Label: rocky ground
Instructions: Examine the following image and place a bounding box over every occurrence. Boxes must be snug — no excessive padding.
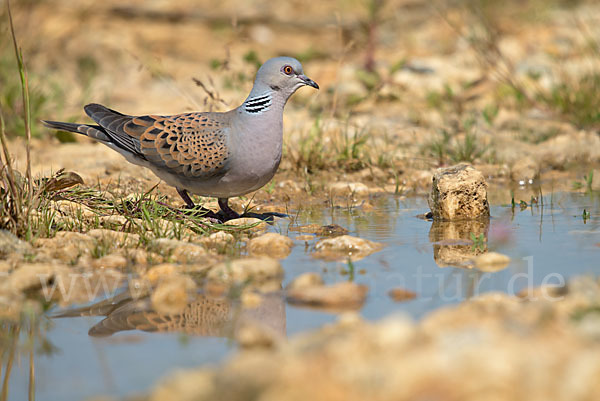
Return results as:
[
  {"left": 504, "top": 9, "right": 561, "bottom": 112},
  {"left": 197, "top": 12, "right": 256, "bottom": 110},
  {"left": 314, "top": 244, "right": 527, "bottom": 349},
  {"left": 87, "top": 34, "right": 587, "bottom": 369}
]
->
[
  {"left": 1, "top": 0, "right": 600, "bottom": 400},
  {"left": 131, "top": 277, "right": 600, "bottom": 401}
]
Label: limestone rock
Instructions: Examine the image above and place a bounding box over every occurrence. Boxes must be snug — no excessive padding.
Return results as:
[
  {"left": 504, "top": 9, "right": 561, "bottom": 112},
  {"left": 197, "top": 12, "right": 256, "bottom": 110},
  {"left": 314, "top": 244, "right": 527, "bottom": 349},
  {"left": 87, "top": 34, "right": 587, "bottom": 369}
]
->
[
  {"left": 199, "top": 231, "right": 235, "bottom": 251},
  {"left": 235, "top": 320, "right": 280, "bottom": 349},
  {"left": 248, "top": 233, "right": 293, "bottom": 259},
  {"left": 151, "top": 238, "right": 207, "bottom": 263},
  {"left": 240, "top": 290, "right": 263, "bottom": 309},
  {"left": 291, "top": 224, "right": 321, "bottom": 234},
  {"left": 99, "top": 214, "right": 130, "bottom": 227},
  {"left": 127, "top": 248, "right": 150, "bottom": 266},
  {"left": 35, "top": 231, "right": 95, "bottom": 263},
  {"left": 0, "top": 260, "right": 11, "bottom": 274},
  {"left": 151, "top": 274, "right": 196, "bottom": 315},
  {"left": 87, "top": 229, "right": 140, "bottom": 248},
  {"left": 473, "top": 252, "right": 511, "bottom": 272},
  {"left": 329, "top": 182, "right": 370, "bottom": 198},
  {"left": 52, "top": 200, "right": 96, "bottom": 219},
  {"left": 287, "top": 272, "right": 324, "bottom": 291},
  {"left": 292, "top": 224, "right": 348, "bottom": 237},
  {"left": 0, "top": 230, "right": 32, "bottom": 259},
  {"left": 286, "top": 281, "right": 368, "bottom": 310},
  {"left": 145, "top": 263, "right": 178, "bottom": 284},
  {"left": 0, "top": 262, "right": 68, "bottom": 294},
  {"left": 91, "top": 253, "right": 127, "bottom": 269},
  {"left": 314, "top": 235, "right": 383, "bottom": 261},
  {"left": 429, "top": 219, "right": 490, "bottom": 268},
  {"left": 388, "top": 288, "right": 417, "bottom": 302},
  {"left": 134, "top": 274, "right": 600, "bottom": 401},
  {"left": 402, "top": 169, "right": 434, "bottom": 193},
  {"left": 277, "top": 180, "right": 303, "bottom": 194},
  {"left": 511, "top": 157, "right": 539, "bottom": 184},
  {"left": 207, "top": 257, "right": 283, "bottom": 285},
  {"left": 295, "top": 235, "right": 314, "bottom": 241},
  {"left": 592, "top": 169, "right": 600, "bottom": 191},
  {"left": 428, "top": 163, "right": 490, "bottom": 220},
  {"left": 224, "top": 218, "right": 267, "bottom": 234},
  {"left": 539, "top": 130, "right": 600, "bottom": 169},
  {"left": 314, "top": 224, "right": 349, "bottom": 237},
  {"left": 149, "top": 369, "right": 216, "bottom": 401}
]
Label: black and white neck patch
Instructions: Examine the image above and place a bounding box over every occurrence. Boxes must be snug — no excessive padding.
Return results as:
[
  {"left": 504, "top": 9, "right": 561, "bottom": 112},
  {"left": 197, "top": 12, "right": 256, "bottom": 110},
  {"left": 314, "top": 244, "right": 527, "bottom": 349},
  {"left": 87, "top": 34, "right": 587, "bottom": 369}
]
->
[{"left": 244, "top": 93, "right": 272, "bottom": 114}]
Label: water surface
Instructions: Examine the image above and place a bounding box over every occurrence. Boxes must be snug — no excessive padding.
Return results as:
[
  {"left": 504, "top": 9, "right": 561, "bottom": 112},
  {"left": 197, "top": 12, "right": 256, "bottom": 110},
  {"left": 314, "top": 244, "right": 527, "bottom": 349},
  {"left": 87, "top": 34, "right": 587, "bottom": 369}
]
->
[{"left": 3, "top": 189, "right": 600, "bottom": 401}]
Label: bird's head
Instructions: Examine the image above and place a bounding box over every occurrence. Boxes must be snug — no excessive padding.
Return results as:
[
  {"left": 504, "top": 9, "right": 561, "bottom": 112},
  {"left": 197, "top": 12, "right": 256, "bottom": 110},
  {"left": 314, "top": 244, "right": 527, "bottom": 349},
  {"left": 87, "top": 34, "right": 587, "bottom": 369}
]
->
[{"left": 252, "top": 56, "right": 319, "bottom": 99}]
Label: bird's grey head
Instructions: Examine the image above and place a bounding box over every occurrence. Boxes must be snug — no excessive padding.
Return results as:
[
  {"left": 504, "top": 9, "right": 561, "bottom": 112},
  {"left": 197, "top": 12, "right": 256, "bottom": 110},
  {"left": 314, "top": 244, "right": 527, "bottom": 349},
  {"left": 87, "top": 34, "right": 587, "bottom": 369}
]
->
[{"left": 249, "top": 57, "right": 319, "bottom": 100}]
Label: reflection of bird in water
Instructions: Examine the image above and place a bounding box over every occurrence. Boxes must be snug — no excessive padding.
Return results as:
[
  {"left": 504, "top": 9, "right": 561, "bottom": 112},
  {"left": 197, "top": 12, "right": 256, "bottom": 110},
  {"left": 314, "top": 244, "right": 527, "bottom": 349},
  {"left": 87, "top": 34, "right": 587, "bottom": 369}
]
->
[{"left": 53, "top": 290, "right": 286, "bottom": 339}]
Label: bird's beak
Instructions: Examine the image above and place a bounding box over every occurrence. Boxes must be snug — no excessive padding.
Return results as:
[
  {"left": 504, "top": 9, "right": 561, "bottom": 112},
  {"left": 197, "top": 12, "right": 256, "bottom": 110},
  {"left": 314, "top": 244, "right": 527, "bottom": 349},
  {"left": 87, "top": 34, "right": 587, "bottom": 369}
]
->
[{"left": 299, "top": 75, "right": 319, "bottom": 90}]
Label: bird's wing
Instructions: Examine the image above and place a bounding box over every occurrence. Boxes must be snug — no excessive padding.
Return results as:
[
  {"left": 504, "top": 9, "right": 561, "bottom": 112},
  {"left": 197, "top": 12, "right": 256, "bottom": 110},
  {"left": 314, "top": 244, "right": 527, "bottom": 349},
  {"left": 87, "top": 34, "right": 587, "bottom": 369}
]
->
[
  {"left": 88, "top": 297, "right": 234, "bottom": 337},
  {"left": 84, "top": 103, "right": 230, "bottom": 178}
]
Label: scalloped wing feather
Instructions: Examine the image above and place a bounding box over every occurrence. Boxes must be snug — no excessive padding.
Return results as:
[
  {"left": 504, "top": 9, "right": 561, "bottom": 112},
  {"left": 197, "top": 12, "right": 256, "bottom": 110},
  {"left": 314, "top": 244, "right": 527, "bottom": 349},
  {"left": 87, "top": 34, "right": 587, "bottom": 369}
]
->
[
  {"left": 135, "top": 113, "right": 230, "bottom": 177},
  {"left": 84, "top": 104, "right": 230, "bottom": 178}
]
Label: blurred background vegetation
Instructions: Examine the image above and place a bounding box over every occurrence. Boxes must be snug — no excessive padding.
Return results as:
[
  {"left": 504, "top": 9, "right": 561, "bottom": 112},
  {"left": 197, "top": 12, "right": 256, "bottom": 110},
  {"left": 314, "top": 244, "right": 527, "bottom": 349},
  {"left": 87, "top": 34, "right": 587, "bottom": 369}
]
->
[{"left": 1, "top": 0, "right": 599, "bottom": 168}]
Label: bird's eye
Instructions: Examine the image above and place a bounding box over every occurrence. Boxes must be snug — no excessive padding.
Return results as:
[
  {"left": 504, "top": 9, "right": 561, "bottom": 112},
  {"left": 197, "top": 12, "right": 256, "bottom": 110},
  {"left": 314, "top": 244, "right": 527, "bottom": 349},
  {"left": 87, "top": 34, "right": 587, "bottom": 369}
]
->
[{"left": 283, "top": 65, "right": 294, "bottom": 75}]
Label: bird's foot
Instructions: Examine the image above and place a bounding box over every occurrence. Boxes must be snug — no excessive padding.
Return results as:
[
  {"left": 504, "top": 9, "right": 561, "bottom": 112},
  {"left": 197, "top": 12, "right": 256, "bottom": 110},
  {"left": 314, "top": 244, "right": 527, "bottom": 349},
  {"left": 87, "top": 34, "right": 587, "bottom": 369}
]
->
[
  {"left": 240, "top": 211, "right": 288, "bottom": 224},
  {"left": 177, "top": 189, "right": 226, "bottom": 222},
  {"left": 217, "top": 198, "right": 241, "bottom": 222},
  {"left": 216, "top": 209, "right": 240, "bottom": 222},
  {"left": 182, "top": 204, "right": 223, "bottom": 221}
]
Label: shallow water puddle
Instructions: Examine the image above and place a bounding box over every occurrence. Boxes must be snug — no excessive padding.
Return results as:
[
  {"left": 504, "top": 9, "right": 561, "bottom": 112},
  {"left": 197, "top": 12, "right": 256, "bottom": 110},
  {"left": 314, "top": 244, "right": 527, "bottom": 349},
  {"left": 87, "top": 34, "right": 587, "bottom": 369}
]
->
[{"left": 3, "top": 190, "right": 599, "bottom": 401}]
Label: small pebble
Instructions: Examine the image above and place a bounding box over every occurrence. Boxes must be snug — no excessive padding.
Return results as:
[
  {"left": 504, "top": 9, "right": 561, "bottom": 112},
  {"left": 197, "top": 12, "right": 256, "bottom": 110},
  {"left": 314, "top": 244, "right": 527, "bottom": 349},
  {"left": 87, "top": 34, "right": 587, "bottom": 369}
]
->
[
  {"left": 286, "top": 281, "right": 368, "bottom": 310},
  {"left": 473, "top": 252, "right": 511, "bottom": 272},
  {"left": 388, "top": 288, "right": 417, "bottom": 302}
]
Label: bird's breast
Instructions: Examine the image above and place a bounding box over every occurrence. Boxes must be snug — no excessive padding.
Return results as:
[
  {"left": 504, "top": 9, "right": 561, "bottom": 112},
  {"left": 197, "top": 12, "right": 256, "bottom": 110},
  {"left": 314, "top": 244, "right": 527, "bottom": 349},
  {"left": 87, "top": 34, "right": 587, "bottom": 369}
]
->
[{"left": 225, "top": 117, "right": 283, "bottom": 192}]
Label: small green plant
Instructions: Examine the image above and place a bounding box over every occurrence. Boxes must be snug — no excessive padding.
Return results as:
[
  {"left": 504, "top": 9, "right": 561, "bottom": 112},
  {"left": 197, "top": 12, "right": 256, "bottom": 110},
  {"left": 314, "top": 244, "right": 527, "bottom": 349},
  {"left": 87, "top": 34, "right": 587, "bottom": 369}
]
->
[
  {"left": 293, "top": 47, "right": 328, "bottom": 63},
  {"left": 243, "top": 50, "right": 262, "bottom": 70},
  {"left": 587, "top": 170, "right": 595, "bottom": 191},
  {"left": 392, "top": 170, "right": 402, "bottom": 195},
  {"left": 541, "top": 73, "right": 600, "bottom": 129},
  {"left": 470, "top": 232, "right": 486, "bottom": 251},
  {"left": 0, "top": 305, "right": 58, "bottom": 400},
  {"left": 428, "top": 129, "right": 452, "bottom": 165},
  {"left": 519, "top": 126, "right": 560, "bottom": 144},
  {"left": 572, "top": 305, "right": 600, "bottom": 322},
  {"left": 337, "top": 124, "right": 369, "bottom": 170},
  {"left": 296, "top": 115, "right": 326, "bottom": 172},
  {"left": 1, "top": 4, "right": 35, "bottom": 238},
  {"left": 91, "top": 236, "right": 114, "bottom": 259},
  {"left": 289, "top": 117, "right": 380, "bottom": 173},
  {"left": 573, "top": 170, "right": 594, "bottom": 192},
  {"left": 451, "top": 132, "right": 483, "bottom": 163},
  {"left": 582, "top": 209, "right": 591, "bottom": 223},
  {"left": 426, "top": 84, "right": 455, "bottom": 111},
  {"left": 211, "top": 51, "right": 263, "bottom": 93},
  {"left": 424, "top": 118, "right": 486, "bottom": 165},
  {"left": 342, "top": 258, "right": 356, "bottom": 281},
  {"left": 482, "top": 104, "right": 499, "bottom": 126},
  {"left": 355, "top": 68, "right": 381, "bottom": 92},
  {"left": 263, "top": 180, "right": 276, "bottom": 195},
  {"left": 302, "top": 167, "right": 314, "bottom": 195},
  {"left": 442, "top": 0, "right": 600, "bottom": 130}
]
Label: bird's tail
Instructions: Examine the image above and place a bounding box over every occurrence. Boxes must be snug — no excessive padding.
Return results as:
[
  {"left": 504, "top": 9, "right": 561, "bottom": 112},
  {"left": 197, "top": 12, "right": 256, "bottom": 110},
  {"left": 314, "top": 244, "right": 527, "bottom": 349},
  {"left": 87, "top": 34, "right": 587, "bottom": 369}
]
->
[
  {"left": 42, "top": 120, "right": 112, "bottom": 143},
  {"left": 42, "top": 120, "right": 82, "bottom": 133}
]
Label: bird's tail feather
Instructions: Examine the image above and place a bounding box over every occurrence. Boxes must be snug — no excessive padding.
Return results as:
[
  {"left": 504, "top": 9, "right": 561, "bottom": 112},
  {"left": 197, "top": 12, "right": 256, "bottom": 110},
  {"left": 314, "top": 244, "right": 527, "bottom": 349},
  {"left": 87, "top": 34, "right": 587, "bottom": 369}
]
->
[
  {"left": 42, "top": 120, "right": 112, "bottom": 143},
  {"left": 42, "top": 120, "right": 83, "bottom": 133}
]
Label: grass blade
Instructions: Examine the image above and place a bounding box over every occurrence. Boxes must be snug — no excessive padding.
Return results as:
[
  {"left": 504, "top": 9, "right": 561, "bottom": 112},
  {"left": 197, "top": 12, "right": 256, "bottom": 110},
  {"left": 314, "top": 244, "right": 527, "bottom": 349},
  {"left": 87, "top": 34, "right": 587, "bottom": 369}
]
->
[{"left": 7, "top": 0, "right": 32, "bottom": 195}]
